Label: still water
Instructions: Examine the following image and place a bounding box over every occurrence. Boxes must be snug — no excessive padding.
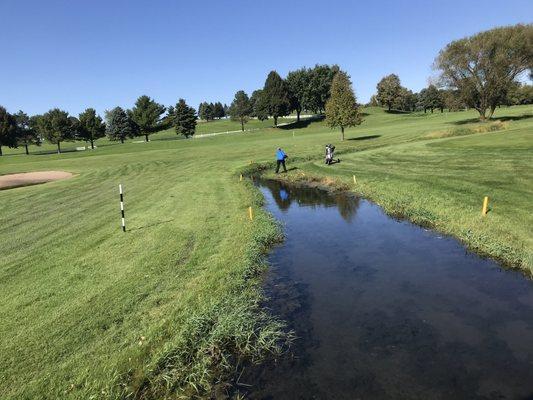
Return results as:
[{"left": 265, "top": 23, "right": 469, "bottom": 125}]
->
[{"left": 243, "top": 180, "right": 533, "bottom": 400}]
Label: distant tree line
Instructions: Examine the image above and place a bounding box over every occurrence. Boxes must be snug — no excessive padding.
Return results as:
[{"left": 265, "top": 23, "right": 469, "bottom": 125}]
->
[
  {"left": 227, "top": 64, "right": 341, "bottom": 131},
  {"left": 198, "top": 102, "right": 227, "bottom": 121},
  {"left": 372, "top": 24, "right": 533, "bottom": 118},
  {"left": 1, "top": 24, "right": 531, "bottom": 155},
  {"left": 0, "top": 95, "right": 198, "bottom": 155}
]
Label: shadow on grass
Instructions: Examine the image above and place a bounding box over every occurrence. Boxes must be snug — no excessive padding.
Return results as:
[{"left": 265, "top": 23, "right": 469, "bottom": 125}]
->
[
  {"left": 33, "top": 148, "right": 79, "bottom": 156},
  {"left": 279, "top": 115, "right": 324, "bottom": 130},
  {"left": 347, "top": 135, "right": 381, "bottom": 141},
  {"left": 385, "top": 109, "right": 412, "bottom": 114},
  {"left": 450, "top": 114, "right": 532, "bottom": 125},
  {"left": 496, "top": 114, "right": 533, "bottom": 122}
]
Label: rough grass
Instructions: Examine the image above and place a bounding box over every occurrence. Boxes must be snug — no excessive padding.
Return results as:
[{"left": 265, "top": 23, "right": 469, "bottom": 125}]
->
[
  {"left": 0, "top": 105, "right": 531, "bottom": 399},
  {"left": 424, "top": 120, "right": 510, "bottom": 139}
]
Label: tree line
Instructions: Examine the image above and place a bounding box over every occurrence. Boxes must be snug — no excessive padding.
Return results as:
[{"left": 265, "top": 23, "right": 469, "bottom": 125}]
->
[
  {"left": 372, "top": 24, "right": 532, "bottom": 119},
  {"left": 227, "top": 64, "right": 341, "bottom": 131},
  {"left": 0, "top": 95, "right": 197, "bottom": 155},
  {"left": 198, "top": 102, "right": 227, "bottom": 121},
  {"left": 1, "top": 24, "right": 531, "bottom": 155}
]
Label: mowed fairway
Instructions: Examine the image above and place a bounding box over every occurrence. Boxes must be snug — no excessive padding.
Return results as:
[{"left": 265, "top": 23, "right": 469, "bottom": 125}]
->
[{"left": 1, "top": 105, "right": 532, "bottom": 398}]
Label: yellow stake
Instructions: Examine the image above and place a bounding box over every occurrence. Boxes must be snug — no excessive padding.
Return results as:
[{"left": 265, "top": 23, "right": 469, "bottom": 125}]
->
[
  {"left": 248, "top": 206, "right": 254, "bottom": 221},
  {"left": 240, "top": 174, "right": 243, "bottom": 181},
  {"left": 353, "top": 175, "right": 357, "bottom": 184},
  {"left": 482, "top": 196, "right": 489, "bottom": 216}
]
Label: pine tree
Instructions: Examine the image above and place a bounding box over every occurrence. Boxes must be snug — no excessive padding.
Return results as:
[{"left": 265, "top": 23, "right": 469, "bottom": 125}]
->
[
  {"left": 105, "top": 107, "right": 136, "bottom": 143},
  {"left": 263, "top": 71, "right": 291, "bottom": 126},
  {"left": 325, "top": 71, "right": 362, "bottom": 141},
  {"left": 228, "top": 90, "right": 252, "bottom": 131},
  {"left": 214, "top": 102, "right": 225, "bottom": 119},
  {"left": 174, "top": 99, "right": 197, "bottom": 138},
  {"left": 130, "top": 95, "right": 165, "bottom": 142}
]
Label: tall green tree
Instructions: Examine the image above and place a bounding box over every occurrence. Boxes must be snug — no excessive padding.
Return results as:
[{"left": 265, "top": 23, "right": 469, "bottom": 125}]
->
[
  {"left": 105, "top": 107, "right": 136, "bottom": 143},
  {"left": 419, "top": 85, "right": 444, "bottom": 113},
  {"left": 395, "top": 88, "right": 418, "bottom": 111},
  {"left": 39, "top": 108, "right": 75, "bottom": 153},
  {"left": 263, "top": 71, "right": 291, "bottom": 126},
  {"left": 205, "top": 103, "right": 214, "bottom": 121},
  {"left": 14, "top": 111, "right": 40, "bottom": 155},
  {"left": 286, "top": 67, "right": 311, "bottom": 121},
  {"left": 130, "top": 95, "right": 166, "bottom": 142},
  {"left": 325, "top": 71, "right": 362, "bottom": 141},
  {"left": 305, "top": 64, "right": 340, "bottom": 113},
  {"left": 174, "top": 99, "right": 197, "bottom": 138},
  {"left": 376, "top": 74, "right": 403, "bottom": 111},
  {"left": 213, "top": 102, "right": 225, "bottom": 119},
  {"left": 78, "top": 108, "right": 106, "bottom": 149},
  {"left": 0, "top": 106, "right": 17, "bottom": 156},
  {"left": 250, "top": 90, "right": 269, "bottom": 121},
  {"left": 435, "top": 24, "right": 533, "bottom": 120},
  {"left": 228, "top": 90, "right": 252, "bottom": 131}
]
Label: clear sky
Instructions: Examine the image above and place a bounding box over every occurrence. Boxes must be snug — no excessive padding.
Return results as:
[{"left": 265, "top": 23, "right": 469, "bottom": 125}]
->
[{"left": 1, "top": 0, "right": 532, "bottom": 116}]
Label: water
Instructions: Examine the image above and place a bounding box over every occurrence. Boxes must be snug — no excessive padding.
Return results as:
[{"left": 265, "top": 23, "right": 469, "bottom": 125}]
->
[{"left": 242, "top": 180, "right": 533, "bottom": 400}]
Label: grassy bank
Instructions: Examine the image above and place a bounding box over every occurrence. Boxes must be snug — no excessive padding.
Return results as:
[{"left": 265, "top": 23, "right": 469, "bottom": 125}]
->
[{"left": 0, "top": 105, "right": 531, "bottom": 398}]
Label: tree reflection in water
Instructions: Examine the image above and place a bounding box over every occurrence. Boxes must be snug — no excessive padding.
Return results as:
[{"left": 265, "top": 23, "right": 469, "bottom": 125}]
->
[{"left": 257, "top": 179, "right": 360, "bottom": 222}]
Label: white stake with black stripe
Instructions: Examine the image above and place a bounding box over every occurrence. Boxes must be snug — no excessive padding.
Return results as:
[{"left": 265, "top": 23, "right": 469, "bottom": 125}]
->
[{"left": 119, "top": 184, "right": 126, "bottom": 232}]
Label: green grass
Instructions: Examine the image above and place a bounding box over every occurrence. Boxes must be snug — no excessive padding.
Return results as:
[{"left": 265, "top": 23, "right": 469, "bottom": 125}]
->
[{"left": 0, "top": 105, "right": 532, "bottom": 399}]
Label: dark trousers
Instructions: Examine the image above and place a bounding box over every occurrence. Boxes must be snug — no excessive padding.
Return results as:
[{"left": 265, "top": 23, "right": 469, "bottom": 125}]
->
[{"left": 276, "top": 159, "right": 287, "bottom": 173}]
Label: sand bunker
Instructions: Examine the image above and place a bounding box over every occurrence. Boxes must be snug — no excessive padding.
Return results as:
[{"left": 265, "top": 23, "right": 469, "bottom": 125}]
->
[{"left": 0, "top": 171, "right": 73, "bottom": 190}]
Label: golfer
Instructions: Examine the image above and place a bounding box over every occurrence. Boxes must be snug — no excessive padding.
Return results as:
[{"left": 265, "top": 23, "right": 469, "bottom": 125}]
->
[{"left": 275, "top": 147, "right": 288, "bottom": 173}]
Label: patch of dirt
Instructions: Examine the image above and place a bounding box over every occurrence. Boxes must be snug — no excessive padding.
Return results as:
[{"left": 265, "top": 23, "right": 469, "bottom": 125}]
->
[{"left": 0, "top": 171, "right": 73, "bottom": 190}]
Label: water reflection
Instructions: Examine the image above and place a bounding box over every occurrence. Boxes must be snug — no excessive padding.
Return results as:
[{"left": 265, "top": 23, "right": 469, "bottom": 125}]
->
[
  {"left": 240, "top": 180, "right": 533, "bottom": 400},
  {"left": 258, "top": 179, "right": 359, "bottom": 222}
]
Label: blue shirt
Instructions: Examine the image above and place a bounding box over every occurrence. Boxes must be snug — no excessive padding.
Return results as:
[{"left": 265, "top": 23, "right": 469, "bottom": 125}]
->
[{"left": 276, "top": 149, "right": 286, "bottom": 161}]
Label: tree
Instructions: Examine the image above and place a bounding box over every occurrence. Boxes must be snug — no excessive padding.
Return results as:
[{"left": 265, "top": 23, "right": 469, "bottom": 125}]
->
[
  {"left": 39, "top": 108, "right": 75, "bottom": 153},
  {"left": 105, "top": 107, "right": 136, "bottom": 143},
  {"left": 376, "top": 74, "right": 403, "bottom": 111},
  {"left": 263, "top": 71, "right": 291, "bottom": 126},
  {"left": 213, "top": 102, "right": 225, "bottom": 119},
  {"left": 305, "top": 64, "right": 340, "bottom": 113},
  {"left": 199, "top": 102, "right": 214, "bottom": 121},
  {"left": 14, "top": 111, "right": 40, "bottom": 155},
  {"left": 368, "top": 95, "right": 380, "bottom": 107},
  {"left": 198, "top": 103, "right": 205, "bottom": 120},
  {"left": 130, "top": 95, "right": 166, "bottom": 142},
  {"left": 161, "top": 105, "right": 175, "bottom": 129},
  {"left": 78, "top": 108, "right": 106, "bottom": 149},
  {"left": 205, "top": 103, "right": 214, "bottom": 121},
  {"left": 435, "top": 24, "right": 533, "bottom": 120},
  {"left": 228, "top": 90, "right": 252, "bottom": 131},
  {"left": 325, "top": 71, "right": 362, "bottom": 141},
  {"left": 394, "top": 88, "right": 417, "bottom": 111},
  {"left": 250, "top": 90, "right": 269, "bottom": 121},
  {"left": 419, "top": 85, "right": 444, "bottom": 113},
  {"left": 0, "top": 106, "right": 17, "bottom": 156},
  {"left": 174, "top": 99, "right": 197, "bottom": 138},
  {"left": 286, "top": 67, "right": 311, "bottom": 121}
]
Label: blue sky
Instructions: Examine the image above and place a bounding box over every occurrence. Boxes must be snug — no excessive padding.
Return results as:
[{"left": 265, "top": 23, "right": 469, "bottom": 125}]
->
[{"left": 1, "top": 0, "right": 531, "bottom": 116}]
